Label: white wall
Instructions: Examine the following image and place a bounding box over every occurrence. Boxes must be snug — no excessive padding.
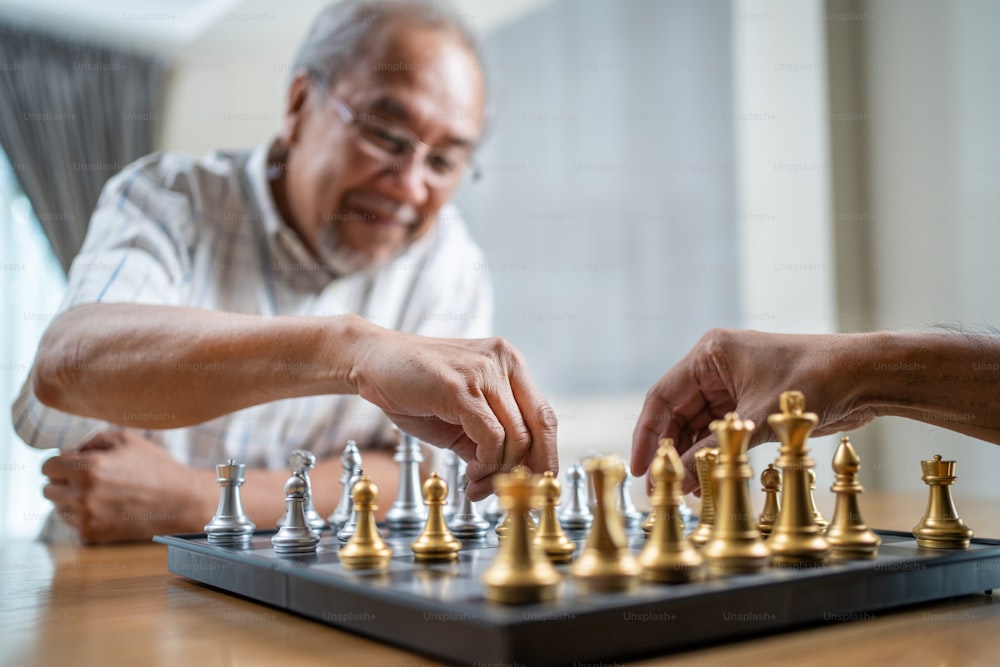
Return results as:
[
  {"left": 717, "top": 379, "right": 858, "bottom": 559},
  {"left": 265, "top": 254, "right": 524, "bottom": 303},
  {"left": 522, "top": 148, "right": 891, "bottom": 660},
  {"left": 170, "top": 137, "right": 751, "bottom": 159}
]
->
[{"left": 857, "top": 0, "right": 1000, "bottom": 498}]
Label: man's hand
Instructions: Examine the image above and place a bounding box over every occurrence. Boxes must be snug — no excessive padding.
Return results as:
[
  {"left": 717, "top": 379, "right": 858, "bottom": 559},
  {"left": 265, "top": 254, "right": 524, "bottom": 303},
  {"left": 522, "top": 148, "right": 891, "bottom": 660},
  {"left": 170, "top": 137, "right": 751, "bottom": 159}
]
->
[
  {"left": 352, "top": 331, "right": 559, "bottom": 500},
  {"left": 630, "top": 329, "right": 875, "bottom": 494},
  {"left": 41, "top": 430, "right": 213, "bottom": 543}
]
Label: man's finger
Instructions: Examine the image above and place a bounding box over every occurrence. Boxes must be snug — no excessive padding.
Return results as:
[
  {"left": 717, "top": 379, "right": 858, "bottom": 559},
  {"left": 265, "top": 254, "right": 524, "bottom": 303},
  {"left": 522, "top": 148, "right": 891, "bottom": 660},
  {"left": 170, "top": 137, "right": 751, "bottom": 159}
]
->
[
  {"left": 483, "top": 384, "right": 532, "bottom": 475},
  {"left": 456, "top": 396, "right": 505, "bottom": 480},
  {"left": 678, "top": 434, "right": 718, "bottom": 495},
  {"left": 508, "top": 364, "right": 559, "bottom": 477}
]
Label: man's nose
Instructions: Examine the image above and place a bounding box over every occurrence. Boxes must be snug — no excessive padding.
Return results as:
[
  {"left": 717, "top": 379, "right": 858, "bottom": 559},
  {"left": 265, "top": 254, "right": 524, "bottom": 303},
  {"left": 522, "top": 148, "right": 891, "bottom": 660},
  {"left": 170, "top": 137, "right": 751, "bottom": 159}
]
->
[{"left": 381, "top": 153, "right": 430, "bottom": 206}]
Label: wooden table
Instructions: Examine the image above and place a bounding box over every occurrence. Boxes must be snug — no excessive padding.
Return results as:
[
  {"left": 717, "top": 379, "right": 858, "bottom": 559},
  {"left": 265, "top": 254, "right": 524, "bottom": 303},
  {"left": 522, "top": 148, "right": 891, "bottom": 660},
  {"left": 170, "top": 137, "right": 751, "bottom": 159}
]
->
[{"left": 2, "top": 493, "right": 998, "bottom": 667}]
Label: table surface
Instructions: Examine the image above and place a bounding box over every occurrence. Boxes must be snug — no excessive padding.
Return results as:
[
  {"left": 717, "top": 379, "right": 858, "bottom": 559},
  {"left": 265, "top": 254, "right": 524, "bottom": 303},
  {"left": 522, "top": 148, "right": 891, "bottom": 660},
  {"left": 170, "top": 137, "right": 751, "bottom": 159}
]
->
[{"left": 2, "top": 492, "right": 999, "bottom": 667}]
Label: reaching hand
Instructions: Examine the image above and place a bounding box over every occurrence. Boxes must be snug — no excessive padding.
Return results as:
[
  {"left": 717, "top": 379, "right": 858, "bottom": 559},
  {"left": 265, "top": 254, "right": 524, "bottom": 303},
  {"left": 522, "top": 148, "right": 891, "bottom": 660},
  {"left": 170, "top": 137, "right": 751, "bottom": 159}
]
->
[
  {"left": 353, "top": 331, "right": 559, "bottom": 500},
  {"left": 630, "top": 329, "right": 876, "bottom": 494},
  {"left": 41, "top": 430, "right": 210, "bottom": 543}
]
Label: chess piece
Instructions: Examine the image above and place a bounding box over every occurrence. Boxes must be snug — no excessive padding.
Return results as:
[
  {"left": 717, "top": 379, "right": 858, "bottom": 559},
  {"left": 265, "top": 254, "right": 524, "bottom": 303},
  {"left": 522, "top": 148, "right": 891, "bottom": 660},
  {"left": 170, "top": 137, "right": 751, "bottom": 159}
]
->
[
  {"left": 442, "top": 450, "right": 462, "bottom": 521},
  {"left": 482, "top": 467, "right": 561, "bottom": 604},
  {"left": 766, "top": 391, "right": 830, "bottom": 566},
  {"left": 336, "top": 468, "right": 379, "bottom": 544},
  {"left": 386, "top": 431, "right": 428, "bottom": 532},
  {"left": 339, "top": 475, "right": 393, "bottom": 570},
  {"left": 411, "top": 473, "right": 462, "bottom": 562},
  {"left": 272, "top": 472, "right": 321, "bottom": 554},
  {"left": 689, "top": 447, "right": 719, "bottom": 547},
  {"left": 639, "top": 440, "right": 704, "bottom": 583},
  {"left": 484, "top": 494, "right": 503, "bottom": 525},
  {"left": 204, "top": 459, "right": 256, "bottom": 546},
  {"left": 447, "top": 472, "right": 490, "bottom": 540},
  {"left": 277, "top": 449, "right": 326, "bottom": 532},
  {"left": 617, "top": 473, "right": 644, "bottom": 529},
  {"left": 570, "top": 456, "right": 640, "bottom": 592},
  {"left": 495, "top": 507, "right": 537, "bottom": 540},
  {"left": 757, "top": 463, "right": 781, "bottom": 536},
  {"left": 702, "top": 414, "right": 770, "bottom": 575},
  {"left": 806, "top": 469, "right": 829, "bottom": 532},
  {"left": 912, "top": 454, "right": 974, "bottom": 549},
  {"left": 328, "top": 441, "right": 362, "bottom": 529},
  {"left": 558, "top": 461, "right": 593, "bottom": 531},
  {"left": 533, "top": 471, "right": 576, "bottom": 563},
  {"left": 826, "top": 437, "right": 881, "bottom": 559}
]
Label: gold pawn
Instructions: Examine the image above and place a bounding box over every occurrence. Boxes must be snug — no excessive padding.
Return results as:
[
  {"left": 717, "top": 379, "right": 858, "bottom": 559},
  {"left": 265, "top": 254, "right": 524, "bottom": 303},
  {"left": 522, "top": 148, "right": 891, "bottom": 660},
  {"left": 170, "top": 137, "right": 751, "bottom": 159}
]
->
[
  {"left": 757, "top": 463, "right": 781, "bottom": 536},
  {"left": 912, "top": 454, "right": 974, "bottom": 549},
  {"left": 826, "top": 436, "right": 880, "bottom": 559},
  {"left": 482, "top": 468, "right": 561, "bottom": 604},
  {"left": 702, "top": 414, "right": 770, "bottom": 575},
  {"left": 688, "top": 447, "right": 719, "bottom": 547},
  {"left": 639, "top": 439, "right": 704, "bottom": 583},
  {"left": 641, "top": 505, "right": 656, "bottom": 534},
  {"left": 496, "top": 507, "right": 537, "bottom": 541},
  {"left": 570, "top": 456, "right": 641, "bottom": 592},
  {"left": 766, "top": 391, "right": 830, "bottom": 566},
  {"left": 411, "top": 473, "right": 462, "bottom": 562},
  {"left": 807, "top": 469, "right": 829, "bottom": 531},
  {"left": 533, "top": 472, "right": 577, "bottom": 563},
  {"left": 339, "top": 475, "right": 393, "bottom": 570}
]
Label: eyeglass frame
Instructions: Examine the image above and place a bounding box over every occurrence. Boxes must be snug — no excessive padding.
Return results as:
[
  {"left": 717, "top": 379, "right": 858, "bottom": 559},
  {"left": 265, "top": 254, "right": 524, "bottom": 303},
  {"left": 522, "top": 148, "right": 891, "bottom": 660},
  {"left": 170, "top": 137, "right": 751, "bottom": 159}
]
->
[{"left": 306, "top": 67, "right": 482, "bottom": 186}]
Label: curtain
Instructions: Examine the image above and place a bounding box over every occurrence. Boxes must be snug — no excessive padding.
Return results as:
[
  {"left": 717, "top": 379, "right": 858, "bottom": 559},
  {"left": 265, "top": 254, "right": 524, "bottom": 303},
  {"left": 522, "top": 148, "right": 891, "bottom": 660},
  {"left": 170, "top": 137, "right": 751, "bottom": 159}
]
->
[{"left": 0, "top": 22, "right": 169, "bottom": 274}]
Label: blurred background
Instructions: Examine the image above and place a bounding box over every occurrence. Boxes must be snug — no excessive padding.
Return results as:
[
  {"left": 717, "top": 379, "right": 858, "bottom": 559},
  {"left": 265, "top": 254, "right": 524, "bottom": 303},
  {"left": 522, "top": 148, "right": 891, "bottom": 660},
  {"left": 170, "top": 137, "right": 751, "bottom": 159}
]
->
[{"left": 1, "top": 0, "right": 998, "bottom": 540}]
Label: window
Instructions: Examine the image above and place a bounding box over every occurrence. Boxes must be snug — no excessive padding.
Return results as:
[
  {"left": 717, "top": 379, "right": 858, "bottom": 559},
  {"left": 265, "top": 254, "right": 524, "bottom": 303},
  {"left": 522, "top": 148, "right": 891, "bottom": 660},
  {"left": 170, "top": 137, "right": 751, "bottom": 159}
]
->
[{"left": 0, "top": 148, "right": 66, "bottom": 540}]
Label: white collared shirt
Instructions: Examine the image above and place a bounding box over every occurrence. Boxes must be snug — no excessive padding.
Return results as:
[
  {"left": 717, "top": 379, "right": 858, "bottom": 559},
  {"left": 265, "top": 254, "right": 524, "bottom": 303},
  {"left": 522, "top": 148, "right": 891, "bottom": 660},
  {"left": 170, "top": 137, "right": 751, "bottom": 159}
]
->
[{"left": 12, "top": 143, "right": 493, "bottom": 471}]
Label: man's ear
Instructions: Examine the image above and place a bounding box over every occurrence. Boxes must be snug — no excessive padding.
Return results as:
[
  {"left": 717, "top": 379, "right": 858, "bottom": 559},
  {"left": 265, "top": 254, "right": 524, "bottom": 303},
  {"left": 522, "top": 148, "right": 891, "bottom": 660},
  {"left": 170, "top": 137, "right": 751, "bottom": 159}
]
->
[{"left": 280, "top": 71, "right": 312, "bottom": 147}]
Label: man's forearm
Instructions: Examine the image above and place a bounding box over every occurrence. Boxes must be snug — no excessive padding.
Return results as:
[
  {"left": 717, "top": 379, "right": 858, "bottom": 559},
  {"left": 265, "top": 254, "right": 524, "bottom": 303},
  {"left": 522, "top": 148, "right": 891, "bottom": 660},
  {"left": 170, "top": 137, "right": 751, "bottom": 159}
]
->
[
  {"left": 32, "top": 303, "right": 376, "bottom": 428},
  {"left": 851, "top": 331, "right": 1000, "bottom": 443}
]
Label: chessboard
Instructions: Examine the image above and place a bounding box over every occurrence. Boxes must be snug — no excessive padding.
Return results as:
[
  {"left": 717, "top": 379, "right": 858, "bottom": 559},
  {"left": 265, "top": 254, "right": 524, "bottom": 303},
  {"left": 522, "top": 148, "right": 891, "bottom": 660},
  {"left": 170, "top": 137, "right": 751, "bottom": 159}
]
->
[{"left": 154, "top": 525, "right": 1000, "bottom": 666}]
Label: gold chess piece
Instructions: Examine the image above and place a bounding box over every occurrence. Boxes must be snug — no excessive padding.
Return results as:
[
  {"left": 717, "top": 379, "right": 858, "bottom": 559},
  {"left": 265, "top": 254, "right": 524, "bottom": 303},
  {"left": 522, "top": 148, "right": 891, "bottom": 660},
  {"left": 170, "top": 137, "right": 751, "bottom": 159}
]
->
[
  {"left": 411, "top": 473, "right": 462, "bottom": 562},
  {"left": 757, "top": 463, "right": 781, "bottom": 536},
  {"left": 482, "top": 468, "right": 561, "bottom": 604},
  {"left": 339, "top": 475, "right": 393, "bottom": 570},
  {"left": 702, "top": 414, "right": 770, "bottom": 575},
  {"left": 570, "top": 456, "right": 641, "bottom": 592},
  {"left": 688, "top": 447, "right": 719, "bottom": 547},
  {"left": 766, "top": 391, "right": 831, "bottom": 566},
  {"left": 495, "top": 506, "right": 537, "bottom": 540},
  {"left": 912, "top": 455, "right": 974, "bottom": 549},
  {"left": 641, "top": 504, "right": 656, "bottom": 534},
  {"left": 826, "top": 436, "right": 880, "bottom": 559},
  {"left": 639, "top": 439, "right": 704, "bottom": 583},
  {"left": 806, "top": 469, "right": 829, "bottom": 532},
  {"left": 533, "top": 472, "right": 576, "bottom": 563}
]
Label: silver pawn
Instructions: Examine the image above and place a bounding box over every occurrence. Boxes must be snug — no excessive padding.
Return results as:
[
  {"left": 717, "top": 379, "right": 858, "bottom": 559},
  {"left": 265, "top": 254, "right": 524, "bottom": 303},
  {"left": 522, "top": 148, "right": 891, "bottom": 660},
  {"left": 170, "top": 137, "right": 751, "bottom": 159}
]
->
[
  {"left": 447, "top": 461, "right": 490, "bottom": 539},
  {"left": 442, "top": 450, "right": 462, "bottom": 521},
  {"left": 204, "top": 459, "right": 256, "bottom": 546},
  {"left": 272, "top": 472, "right": 320, "bottom": 554},
  {"left": 385, "top": 431, "right": 427, "bottom": 532},
  {"left": 484, "top": 494, "right": 503, "bottom": 525},
  {"left": 328, "top": 441, "right": 363, "bottom": 530},
  {"left": 559, "top": 461, "right": 593, "bottom": 531},
  {"left": 277, "top": 449, "right": 326, "bottom": 532},
  {"left": 618, "top": 471, "right": 644, "bottom": 529}
]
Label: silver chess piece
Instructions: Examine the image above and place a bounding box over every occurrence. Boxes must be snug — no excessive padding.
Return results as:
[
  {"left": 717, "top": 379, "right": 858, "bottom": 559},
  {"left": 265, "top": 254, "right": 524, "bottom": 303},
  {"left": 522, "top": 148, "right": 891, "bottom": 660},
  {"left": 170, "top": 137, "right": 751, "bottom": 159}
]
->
[
  {"left": 328, "top": 441, "right": 363, "bottom": 530},
  {"left": 272, "top": 472, "right": 320, "bottom": 554},
  {"left": 447, "top": 461, "right": 490, "bottom": 539},
  {"left": 559, "top": 461, "right": 593, "bottom": 531},
  {"left": 484, "top": 493, "right": 503, "bottom": 525},
  {"left": 204, "top": 459, "right": 256, "bottom": 546},
  {"left": 277, "top": 449, "right": 326, "bottom": 532},
  {"left": 386, "top": 431, "right": 427, "bottom": 532},
  {"left": 443, "top": 450, "right": 462, "bottom": 521},
  {"left": 618, "top": 472, "right": 644, "bottom": 529}
]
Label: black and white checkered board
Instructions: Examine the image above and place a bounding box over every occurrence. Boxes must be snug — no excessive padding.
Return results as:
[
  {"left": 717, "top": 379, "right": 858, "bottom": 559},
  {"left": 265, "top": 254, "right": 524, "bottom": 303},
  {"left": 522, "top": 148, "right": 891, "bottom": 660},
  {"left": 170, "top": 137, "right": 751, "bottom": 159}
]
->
[{"left": 154, "top": 528, "right": 1000, "bottom": 666}]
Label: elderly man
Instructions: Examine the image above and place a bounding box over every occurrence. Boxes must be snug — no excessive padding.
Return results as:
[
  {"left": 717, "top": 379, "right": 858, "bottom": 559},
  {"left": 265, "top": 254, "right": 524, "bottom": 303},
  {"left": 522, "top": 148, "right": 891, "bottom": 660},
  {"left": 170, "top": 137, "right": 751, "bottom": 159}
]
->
[{"left": 13, "top": 0, "right": 557, "bottom": 543}]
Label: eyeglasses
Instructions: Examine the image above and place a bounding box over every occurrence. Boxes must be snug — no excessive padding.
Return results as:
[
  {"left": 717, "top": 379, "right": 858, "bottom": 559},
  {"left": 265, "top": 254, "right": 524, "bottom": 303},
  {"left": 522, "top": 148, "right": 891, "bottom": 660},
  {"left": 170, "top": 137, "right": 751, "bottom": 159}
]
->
[{"left": 309, "top": 69, "right": 480, "bottom": 187}]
